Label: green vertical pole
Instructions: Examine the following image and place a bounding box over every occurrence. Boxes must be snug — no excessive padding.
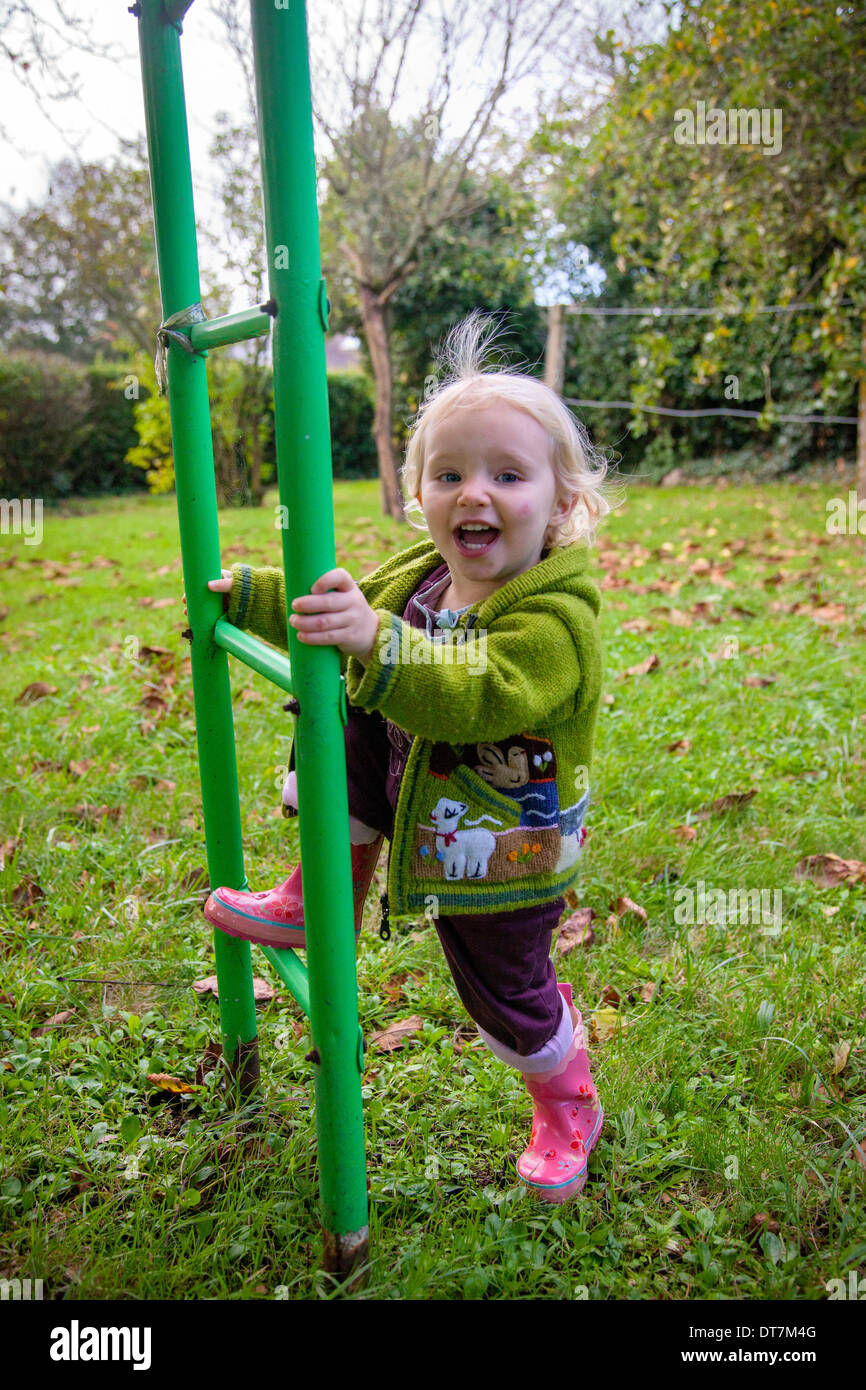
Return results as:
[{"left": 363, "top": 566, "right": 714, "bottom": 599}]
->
[
  {"left": 135, "top": 0, "right": 260, "bottom": 1091},
  {"left": 249, "top": 0, "right": 369, "bottom": 1275}
]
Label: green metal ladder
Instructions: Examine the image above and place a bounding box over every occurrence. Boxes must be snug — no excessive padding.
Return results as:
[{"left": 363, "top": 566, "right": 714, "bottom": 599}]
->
[{"left": 133, "top": 0, "right": 369, "bottom": 1280}]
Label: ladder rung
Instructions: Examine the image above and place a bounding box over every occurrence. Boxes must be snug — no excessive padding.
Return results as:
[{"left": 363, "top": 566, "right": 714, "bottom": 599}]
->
[
  {"left": 214, "top": 616, "right": 293, "bottom": 694},
  {"left": 189, "top": 304, "right": 273, "bottom": 351},
  {"left": 261, "top": 944, "right": 310, "bottom": 1015},
  {"left": 261, "top": 945, "right": 364, "bottom": 1069}
]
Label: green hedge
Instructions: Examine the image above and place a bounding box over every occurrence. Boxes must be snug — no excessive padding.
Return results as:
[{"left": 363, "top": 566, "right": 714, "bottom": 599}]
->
[
  {"left": 0, "top": 350, "right": 379, "bottom": 500},
  {"left": 0, "top": 353, "right": 146, "bottom": 499},
  {"left": 325, "top": 371, "right": 379, "bottom": 480},
  {"left": 261, "top": 370, "right": 379, "bottom": 481}
]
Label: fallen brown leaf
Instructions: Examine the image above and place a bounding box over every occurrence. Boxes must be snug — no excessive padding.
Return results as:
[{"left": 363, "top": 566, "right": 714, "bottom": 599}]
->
[
  {"left": 695, "top": 789, "right": 758, "bottom": 820},
  {"left": 615, "top": 895, "right": 648, "bottom": 923},
  {"left": 673, "top": 825, "right": 697, "bottom": 842},
  {"left": 689, "top": 601, "right": 722, "bottom": 624},
  {"left": 0, "top": 837, "right": 21, "bottom": 870},
  {"left": 146, "top": 1073, "right": 200, "bottom": 1094},
  {"left": 652, "top": 606, "right": 693, "bottom": 628},
  {"left": 32, "top": 1009, "right": 76, "bottom": 1035},
  {"left": 139, "top": 693, "right": 168, "bottom": 717},
  {"left": 192, "top": 974, "right": 276, "bottom": 1003},
  {"left": 16, "top": 681, "right": 58, "bottom": 705},
  {"left": 621, "top": 653, "right": 660, "bottom": 678},
  {"left": 12, "top": 876, "right": 44, "bottom": 911},
  {"left": 368, "top": 1015, "right": 425, "bottom": 1052},
  {"left": 69, "top": 804, "right": 122, "bottom": 824},
  {"left": 557, "top": 906, "right": 595, "bottom": 953},
  {"left": 137, "top": 643, "right": 174, "bottom": 667},
  {"left": 382, "top": 970, "right": 426, "bottom": 1005},
  {"left": 591, "top": 1007, "right": 626, "bottom": 1043},
  {"left": 808, "top": 603, "right": 846, "bottom": 625},
  {"left": 832, "top": 1040, "right": 851, "bottom": 1075},
  {"left": 748, "top": 1213, "right": 780, "bottom": 1245},
  {"left": 794, "top": 853, "right": 866, "bottom": 888},
  {"left": 666, "top": 738, "right": 692, "bottom": 755}
]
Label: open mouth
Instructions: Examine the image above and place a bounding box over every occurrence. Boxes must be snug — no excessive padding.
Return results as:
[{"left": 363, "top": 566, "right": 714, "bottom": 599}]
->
[{"left": 453, "top": 524, "right": 500, "bottom": 555}]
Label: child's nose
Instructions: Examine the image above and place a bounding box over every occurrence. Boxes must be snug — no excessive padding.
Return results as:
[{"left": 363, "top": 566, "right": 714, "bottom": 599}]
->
[{"left": 457, "top": 476, "right": 491, "bottom": 505}]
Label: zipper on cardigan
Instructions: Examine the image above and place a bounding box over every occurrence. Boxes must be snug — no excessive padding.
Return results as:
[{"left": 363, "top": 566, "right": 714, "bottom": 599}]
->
[{"left": 379, "top": 838, "right": 393, "bottom": 940}]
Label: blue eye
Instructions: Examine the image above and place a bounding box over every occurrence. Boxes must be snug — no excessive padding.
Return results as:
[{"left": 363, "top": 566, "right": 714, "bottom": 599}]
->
[{"left": 436, "top": 470, "right": 520, "bottom": 483}]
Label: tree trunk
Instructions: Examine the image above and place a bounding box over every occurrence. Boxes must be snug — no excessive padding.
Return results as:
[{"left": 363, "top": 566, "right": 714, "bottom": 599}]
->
[
  {"left": 356, "top": 283, "right": 403, "bottom": 520},
  {"left": 246, "top": 369, "right": 265, "bottom": 507},
  {"left": 249, "top": 427, "right": 265, "bottom": 506},
  {"left": 858, "top": 316, "right": 866, "bottom": 503}
]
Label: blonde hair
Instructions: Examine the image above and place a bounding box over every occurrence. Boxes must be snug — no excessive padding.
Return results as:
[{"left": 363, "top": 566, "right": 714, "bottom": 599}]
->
[{"left": 400, "top": 309, "right": 617, "bottom": 549}]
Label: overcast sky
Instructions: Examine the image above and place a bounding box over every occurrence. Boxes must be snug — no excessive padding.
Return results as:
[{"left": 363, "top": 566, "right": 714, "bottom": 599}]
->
[
  {"left": 2, "top": 0, "right": 252, "bottom": 286},
  {"left": 1, "top": 0, "right": 611, "bottom": 309}
]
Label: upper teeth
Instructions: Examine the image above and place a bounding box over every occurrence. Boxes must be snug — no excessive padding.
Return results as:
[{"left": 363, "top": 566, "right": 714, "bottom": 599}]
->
[{"left": 461, "top": 524, "right": 492, "bottom": 530}]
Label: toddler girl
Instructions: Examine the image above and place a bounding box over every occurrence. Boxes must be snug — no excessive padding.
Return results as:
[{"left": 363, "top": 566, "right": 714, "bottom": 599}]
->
[{"left": 204, "top": 310, "right": 613, "bottom": 1203}]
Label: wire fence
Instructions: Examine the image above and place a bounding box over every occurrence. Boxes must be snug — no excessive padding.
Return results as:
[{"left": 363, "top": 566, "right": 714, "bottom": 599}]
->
[
  {"left": 563, "top": 299, "right": 857, "bottom": 318},
  {"left": 555, "top": 298, "right": 859, "bottom": 426},
  {"left": 564, "top": 399, "right": 858, "bottom": 426}
]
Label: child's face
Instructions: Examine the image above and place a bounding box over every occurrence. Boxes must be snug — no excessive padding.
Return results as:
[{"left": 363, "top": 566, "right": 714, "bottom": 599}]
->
[{"left": 415, "top": 401, "right": 576, "bottom": 605}]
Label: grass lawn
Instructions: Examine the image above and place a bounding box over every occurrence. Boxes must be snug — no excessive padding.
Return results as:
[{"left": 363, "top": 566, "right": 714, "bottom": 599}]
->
[{"left": 1, "top": 479, "right": 864, "bottom": 1301}]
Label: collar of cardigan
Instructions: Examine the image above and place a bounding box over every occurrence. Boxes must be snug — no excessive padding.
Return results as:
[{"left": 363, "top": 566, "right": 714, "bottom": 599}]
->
[{"left": 391, "top": 537, "right": 598, "bottom": 626}]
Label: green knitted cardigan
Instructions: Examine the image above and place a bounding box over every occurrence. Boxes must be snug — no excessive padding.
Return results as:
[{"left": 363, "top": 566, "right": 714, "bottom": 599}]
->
[{"left": 227, "top": 538, "right": 603, "bottom": 918}]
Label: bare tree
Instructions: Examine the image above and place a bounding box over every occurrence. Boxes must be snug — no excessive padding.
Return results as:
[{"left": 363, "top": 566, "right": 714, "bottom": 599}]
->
[
  {"left": 0, "top": 1, "right": 118, "bottom": 162},
  {"left": 310, "top": 0, "right": 602, "bottom": 518},
  {"left": 215, "top": 0, "right": 614, "bottom": 519}
]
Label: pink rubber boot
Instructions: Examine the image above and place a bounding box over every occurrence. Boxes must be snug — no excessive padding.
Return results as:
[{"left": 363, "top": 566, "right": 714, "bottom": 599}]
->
[
  {"left": 516, "top": 981, "right": 604, "bottom": 1203},
  {"left": 204, "top": 835, "right": 384, "bottom": 948}
]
